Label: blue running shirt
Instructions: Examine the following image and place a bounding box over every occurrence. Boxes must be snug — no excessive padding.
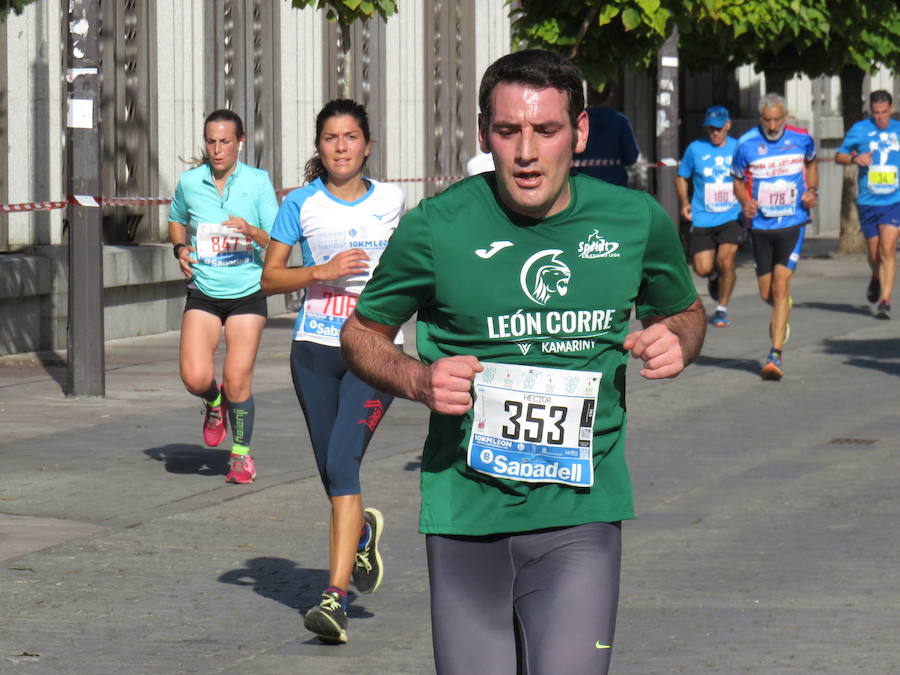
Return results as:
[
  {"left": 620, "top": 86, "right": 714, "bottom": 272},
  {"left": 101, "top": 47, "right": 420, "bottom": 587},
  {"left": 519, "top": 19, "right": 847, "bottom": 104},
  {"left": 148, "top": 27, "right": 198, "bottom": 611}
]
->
[
  {"left": 677, "top": 136, "right": 741, "bottom": 228},
  {"left": 732, "top": 126, "right": 816, "bottom": 230},
  {"left": 270, "top": 177, "right": 405, "bottom": 347},
  {"left": 837, "top": 118, "right": 900, "bottom": 206}
]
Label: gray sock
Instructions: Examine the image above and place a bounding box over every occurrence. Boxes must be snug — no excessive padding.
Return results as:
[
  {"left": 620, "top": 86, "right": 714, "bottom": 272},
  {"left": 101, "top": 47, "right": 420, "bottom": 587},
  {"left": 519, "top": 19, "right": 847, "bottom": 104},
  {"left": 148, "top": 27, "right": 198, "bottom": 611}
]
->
[{"left": 227, "top": 395, "right": 255, "bottom": 447}]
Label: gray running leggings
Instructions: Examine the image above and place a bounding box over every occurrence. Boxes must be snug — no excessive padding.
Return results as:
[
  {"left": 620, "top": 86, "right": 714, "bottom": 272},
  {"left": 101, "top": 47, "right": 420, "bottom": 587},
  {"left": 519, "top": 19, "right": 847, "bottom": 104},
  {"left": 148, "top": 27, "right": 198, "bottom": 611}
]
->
[{"left": 426, "top": 522, "right": 621, "bottom": 675}]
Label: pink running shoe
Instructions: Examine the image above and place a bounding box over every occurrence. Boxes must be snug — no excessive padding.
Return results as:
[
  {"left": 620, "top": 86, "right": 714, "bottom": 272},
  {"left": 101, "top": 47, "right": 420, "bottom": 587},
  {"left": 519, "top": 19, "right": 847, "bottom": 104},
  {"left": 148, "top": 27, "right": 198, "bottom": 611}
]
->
[
  {"left": 202, "top": 387, "right": 227, "bottom": 447},
  {"left": 226, "top": 453, "right": 256, "bottom": 484}
]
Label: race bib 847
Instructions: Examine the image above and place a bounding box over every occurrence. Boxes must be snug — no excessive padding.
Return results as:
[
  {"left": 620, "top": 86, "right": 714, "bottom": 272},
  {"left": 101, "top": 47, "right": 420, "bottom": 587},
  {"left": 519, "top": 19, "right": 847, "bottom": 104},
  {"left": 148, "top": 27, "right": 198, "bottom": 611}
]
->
[{"left": 195, "top": 222, "right": 253, "bottom": 266}]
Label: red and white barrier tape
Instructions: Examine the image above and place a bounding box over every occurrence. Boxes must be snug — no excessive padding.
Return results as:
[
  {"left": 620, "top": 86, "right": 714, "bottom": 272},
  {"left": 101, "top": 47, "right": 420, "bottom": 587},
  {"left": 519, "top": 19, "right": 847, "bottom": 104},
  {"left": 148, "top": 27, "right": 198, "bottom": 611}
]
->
[
  {"left": 1, "top": 156, "right": 834, "bottom": 213},
  {"left": 0, "top": 194, "right": 172, "bottom": 214},
  {"left": 0, "top": 200, "right": 69, "bottom": 213},
  {"left": 571, "top": 158, "right": 679, "bottom": 168}
]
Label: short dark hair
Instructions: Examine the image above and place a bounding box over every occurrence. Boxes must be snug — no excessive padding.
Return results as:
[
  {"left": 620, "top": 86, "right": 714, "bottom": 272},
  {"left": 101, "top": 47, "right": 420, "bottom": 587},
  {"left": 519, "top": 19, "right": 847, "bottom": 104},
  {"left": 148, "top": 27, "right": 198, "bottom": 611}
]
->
[
  {"left": 478, "top": 50, "right": 585, "bottom": 133},
  {"left": 870, "top": 90, "right": 893, "bottom": 107},
  {"left": 304, "top": 98, "right": 372, "bottom": 184},
  {"left": 204, "top": 109, "right": 245, "bottom": 140}
]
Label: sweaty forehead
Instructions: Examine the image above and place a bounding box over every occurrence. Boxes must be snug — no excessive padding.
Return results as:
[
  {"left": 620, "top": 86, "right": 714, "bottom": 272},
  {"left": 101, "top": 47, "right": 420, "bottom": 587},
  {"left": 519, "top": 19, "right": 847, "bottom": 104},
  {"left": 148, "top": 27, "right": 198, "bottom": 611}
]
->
[
  {"left": 205, "top": 121, "right": 239, "bottom": 139},
  {"left": 489, "top": 83, "right": 570, "bottom": 124},
  {"left": 761, "top": 105, "right": 785, "bottom": 118}
]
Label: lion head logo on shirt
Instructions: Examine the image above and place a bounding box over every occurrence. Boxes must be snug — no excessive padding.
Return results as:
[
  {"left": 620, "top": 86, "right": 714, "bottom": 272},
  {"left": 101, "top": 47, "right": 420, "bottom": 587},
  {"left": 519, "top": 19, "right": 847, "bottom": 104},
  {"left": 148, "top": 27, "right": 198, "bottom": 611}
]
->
[{"left": 520, "top": 249, "right": 571, "bottom": 305}]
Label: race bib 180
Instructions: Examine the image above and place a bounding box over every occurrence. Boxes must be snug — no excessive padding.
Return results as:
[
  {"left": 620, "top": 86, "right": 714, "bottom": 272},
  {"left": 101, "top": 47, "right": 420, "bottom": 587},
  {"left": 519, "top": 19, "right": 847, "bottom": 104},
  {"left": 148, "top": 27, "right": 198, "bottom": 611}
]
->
[
  {"left": 703, "top": 182, "right": 737, "bottom": 213},
  {"left": 467, "top": 362, "right": 601, "bottom": 488}
]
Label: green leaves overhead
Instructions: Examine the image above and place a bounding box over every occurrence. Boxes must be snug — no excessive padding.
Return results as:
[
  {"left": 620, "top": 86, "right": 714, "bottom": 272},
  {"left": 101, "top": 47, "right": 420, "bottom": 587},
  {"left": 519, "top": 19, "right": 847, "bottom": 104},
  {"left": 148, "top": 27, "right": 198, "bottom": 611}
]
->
[
  {"left": 510, "top": 1, "right": 675, "bottom": 85},
  {"left": 621, "top": 8, "right": 641, "bottom": 31},
  {"left": 0, "top": 0, "right": 39, "bottom": 22},
  {"left": 511, "top": 0, "right": 900, "bottom": 87},
  {"left": 290, "top": 0, "right": 397, "bottom": 23}
]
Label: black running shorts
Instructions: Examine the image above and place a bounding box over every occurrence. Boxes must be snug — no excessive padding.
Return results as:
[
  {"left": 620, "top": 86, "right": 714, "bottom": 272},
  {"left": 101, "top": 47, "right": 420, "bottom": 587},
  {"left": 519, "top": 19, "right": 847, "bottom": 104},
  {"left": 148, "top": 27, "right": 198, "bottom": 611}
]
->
[
  {"left": 183, "top": 287, "right": 268, "bottom": 323},
  {"left": 689, "top": 219, "right": 746, "bottom": 255}
]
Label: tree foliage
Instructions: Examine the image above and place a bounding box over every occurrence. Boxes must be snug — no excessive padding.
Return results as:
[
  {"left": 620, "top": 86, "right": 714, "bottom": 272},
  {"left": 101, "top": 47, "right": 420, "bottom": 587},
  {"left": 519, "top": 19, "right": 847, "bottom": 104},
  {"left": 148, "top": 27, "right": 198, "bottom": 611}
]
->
[
  {"left": 290, "top": 0, "right": 397, "bottom": 24},
  {"left": 677, "top": 0, "right": 900, "bottom": 81},
  {"left": 0, "top": 0, "right": 39, "bottom": 22},
  {"left": 512, "top": 0, "right": 900, "bottom": 88},
  {"left": 513, "top": 0, "right": 900, "bottom": 254},
  {"left": 511, "top": 1, "right": 676, "bottom": 86}
]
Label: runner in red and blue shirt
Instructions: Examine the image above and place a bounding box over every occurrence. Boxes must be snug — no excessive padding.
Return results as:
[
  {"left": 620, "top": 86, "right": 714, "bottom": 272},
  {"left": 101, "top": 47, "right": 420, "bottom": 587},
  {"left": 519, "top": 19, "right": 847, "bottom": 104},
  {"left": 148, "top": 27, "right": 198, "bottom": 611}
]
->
[{"left": 732, "top": 93, "right": 818, "bottom": 380}]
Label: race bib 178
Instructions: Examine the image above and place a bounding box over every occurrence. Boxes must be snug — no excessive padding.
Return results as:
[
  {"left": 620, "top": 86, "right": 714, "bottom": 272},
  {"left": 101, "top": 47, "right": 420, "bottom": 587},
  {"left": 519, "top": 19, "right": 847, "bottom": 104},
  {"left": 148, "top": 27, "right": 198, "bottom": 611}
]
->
[
  {"left": 758, "top": 180, "right": 797, "bottom": 218},
  {"left": 467, "top": 362, "right": 601, "bottom": 488}
]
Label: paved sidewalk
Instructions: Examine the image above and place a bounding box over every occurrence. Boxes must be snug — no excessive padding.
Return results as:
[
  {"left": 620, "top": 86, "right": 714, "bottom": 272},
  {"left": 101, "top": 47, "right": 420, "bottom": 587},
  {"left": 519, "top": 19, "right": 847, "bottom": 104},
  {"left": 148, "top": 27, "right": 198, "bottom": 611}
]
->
[{"left": 2, "top": 237, "right": 900, "bottom": 673}]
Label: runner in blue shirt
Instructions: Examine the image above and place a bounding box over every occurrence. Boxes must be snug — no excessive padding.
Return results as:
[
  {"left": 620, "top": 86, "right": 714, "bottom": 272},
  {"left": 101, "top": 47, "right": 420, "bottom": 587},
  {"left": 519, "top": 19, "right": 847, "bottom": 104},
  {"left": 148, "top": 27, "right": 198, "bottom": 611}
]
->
[
  {"left": 168, "top": 109, "right": 278, "bottom": 483},
  {"left": 835, "top": 90, "right": 900, "bottom": 319},
  {"left": 676, "top": 105, "right": 743, "bottom": 327},
  {"left": 262, "top": 99, "right": 404, "bottom": 645},
  {"left": 733, "top": 93, "right": 818, "bottom": 380}
]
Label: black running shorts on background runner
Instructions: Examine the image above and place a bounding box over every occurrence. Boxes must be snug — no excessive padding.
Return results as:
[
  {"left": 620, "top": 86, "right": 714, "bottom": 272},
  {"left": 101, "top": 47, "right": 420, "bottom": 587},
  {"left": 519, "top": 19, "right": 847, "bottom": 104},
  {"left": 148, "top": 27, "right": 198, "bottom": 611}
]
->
[
  {"left": 750, "top": 224, "right": 806, "bottom": 276},
  {"left": 183, "top": 287, "right": 268, "bottom": 323},
  {"left": 688, "top": 219, "right": 746, "bottom": 255}
]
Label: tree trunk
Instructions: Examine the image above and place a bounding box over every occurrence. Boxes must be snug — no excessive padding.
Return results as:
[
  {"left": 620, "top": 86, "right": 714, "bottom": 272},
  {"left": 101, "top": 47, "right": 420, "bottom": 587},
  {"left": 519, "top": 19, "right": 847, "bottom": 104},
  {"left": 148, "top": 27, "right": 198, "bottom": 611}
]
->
[
  {"left": 339, "top": 21, "right": 352, "bottom": 99},
  {"left": 838, "top": 66, "right": 866, "bottom": 254},
  {"left": 762, "top": 67, "right": 786, "bottom": 96}
]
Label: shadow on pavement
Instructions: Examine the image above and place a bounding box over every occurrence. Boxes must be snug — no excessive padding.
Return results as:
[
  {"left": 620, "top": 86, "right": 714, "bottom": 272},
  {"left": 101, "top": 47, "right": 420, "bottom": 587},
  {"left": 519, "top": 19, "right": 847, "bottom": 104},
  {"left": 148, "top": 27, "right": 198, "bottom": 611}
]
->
[
  {"left": 39, "top": 352, "right": 68, "bottom": 391},
  {"left": 144, "top": 444, "right": 229, "bottom": 476},
  {"left": 218, "top": 556, "right": 374, "bottom": 619},
  {"left": 266, "top": 316, "right": 296, "bottom": 330},
  {"left": 794, "top": 300, "right": 872, "bottom": 317},
  {"left": 822, "top": 337, "right": 900, "bottom": 377},
  {"left": 694, "top": 354, "right": 761, "bottom": 374}
]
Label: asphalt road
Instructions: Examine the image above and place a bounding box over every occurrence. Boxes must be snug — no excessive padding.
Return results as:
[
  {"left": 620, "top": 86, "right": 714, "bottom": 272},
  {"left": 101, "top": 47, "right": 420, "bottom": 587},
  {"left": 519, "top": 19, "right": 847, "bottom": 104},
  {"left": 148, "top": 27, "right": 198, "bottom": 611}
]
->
[{"left": 1, "top": 238, "right": 899, "bottom": 674}]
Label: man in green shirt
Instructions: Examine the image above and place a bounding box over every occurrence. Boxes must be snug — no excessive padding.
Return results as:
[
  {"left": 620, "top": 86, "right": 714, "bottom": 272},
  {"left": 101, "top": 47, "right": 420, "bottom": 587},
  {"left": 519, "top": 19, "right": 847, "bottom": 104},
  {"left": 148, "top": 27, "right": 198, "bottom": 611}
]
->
[{"left": 341, "top": 50, "right": 705, "bottom": 674}]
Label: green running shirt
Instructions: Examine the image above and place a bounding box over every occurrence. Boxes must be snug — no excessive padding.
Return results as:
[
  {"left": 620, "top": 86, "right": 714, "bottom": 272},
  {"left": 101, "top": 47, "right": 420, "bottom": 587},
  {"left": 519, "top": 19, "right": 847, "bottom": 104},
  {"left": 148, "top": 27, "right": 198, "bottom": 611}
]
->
[{"left": 356, "top": 173, "right": 697, "bottom": 535}]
